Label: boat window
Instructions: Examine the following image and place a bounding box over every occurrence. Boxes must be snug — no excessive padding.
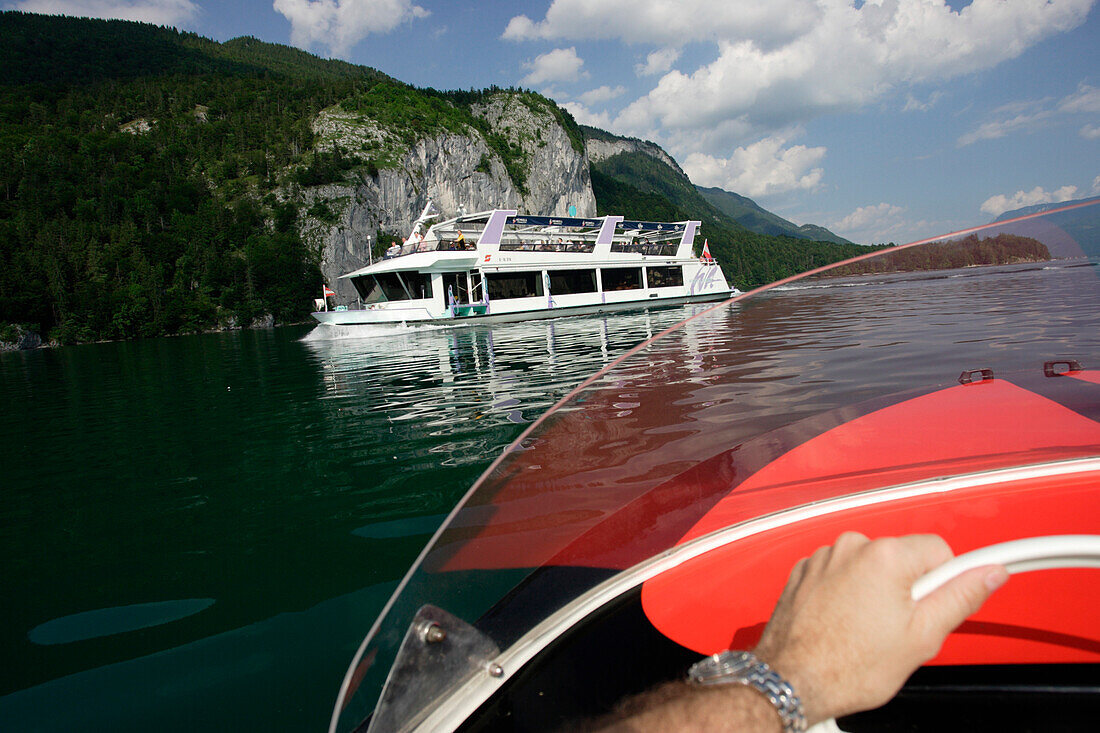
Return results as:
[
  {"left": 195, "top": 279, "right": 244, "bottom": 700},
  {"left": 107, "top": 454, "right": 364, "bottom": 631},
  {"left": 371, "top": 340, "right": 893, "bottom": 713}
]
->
[
  {"left": 549, "top": 269, "right": 597, "bottom": 295},
  {"left": 646, "top": 265, "right": 684, "bottom": 288},
  {"left": 350, "top": 274, "right": 383, "bottom": 303},
  {"left": 469, "top": 270, "right": 483, "bottom": 302},
  {"left": 352, "top": 272, "right": 433, "bottom": 302},
  {"left": 405, "top": 272, "right": 433, "bottom": 299},
  {"left": 486, "top": 272, "right": 544, "bottom": 300},
  {"left": 601, "top": 267, "right": 643, "bottom": 291},
  {"left": 500, "top": 240, "right": 595, "bottom": 253},
  {"left": 442, "top": 272, "right": 471, "bottom": 305}
]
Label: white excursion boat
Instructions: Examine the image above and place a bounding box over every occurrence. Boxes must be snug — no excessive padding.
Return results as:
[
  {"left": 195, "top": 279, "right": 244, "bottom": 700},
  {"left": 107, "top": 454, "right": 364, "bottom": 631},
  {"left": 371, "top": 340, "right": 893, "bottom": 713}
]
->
[{"left": 312, "top": 202, "right": 738, "bottom": 327}]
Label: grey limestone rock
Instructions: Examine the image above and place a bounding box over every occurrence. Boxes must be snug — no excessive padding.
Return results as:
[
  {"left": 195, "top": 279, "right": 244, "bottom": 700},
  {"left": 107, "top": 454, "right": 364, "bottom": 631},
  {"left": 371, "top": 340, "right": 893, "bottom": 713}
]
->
[
  {"left": 301, "top": 93, "right": 598, "bottom": 304},
  {"left": 585, "top": 135, "right": 684, "bottom": 176}
]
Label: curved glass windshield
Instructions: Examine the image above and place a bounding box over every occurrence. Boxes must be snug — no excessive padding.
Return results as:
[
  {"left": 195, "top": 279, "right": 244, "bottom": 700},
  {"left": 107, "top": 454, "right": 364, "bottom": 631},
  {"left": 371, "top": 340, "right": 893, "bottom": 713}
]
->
[{"left": 331, "top": 200, "right": 1100, "bottom": 732}]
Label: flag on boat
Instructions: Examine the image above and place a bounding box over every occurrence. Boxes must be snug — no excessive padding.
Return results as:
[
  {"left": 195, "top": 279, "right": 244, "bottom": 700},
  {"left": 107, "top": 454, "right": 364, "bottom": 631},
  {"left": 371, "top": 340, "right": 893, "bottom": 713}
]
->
[
  {"left": 323, "top": 285, "right": 336, "bottom": 297},
  {"left": 701, "top": 240, "right": 715, "bottom": 263}
]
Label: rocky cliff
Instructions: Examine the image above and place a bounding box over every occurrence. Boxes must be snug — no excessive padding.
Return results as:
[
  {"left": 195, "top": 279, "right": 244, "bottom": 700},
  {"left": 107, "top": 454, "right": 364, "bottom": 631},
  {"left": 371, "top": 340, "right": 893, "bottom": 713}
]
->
[
  {"left": 300, "top": 92, "right": 596, "bottom": 303},
  {"left": 582, "top": 125, "right": 684, "bottom": 176}
]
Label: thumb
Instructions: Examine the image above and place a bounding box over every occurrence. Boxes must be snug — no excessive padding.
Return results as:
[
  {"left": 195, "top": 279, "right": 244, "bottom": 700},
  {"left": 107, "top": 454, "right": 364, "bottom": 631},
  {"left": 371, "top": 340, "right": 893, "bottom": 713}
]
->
[{"left": 915, "top": 564, "right": 1008, "bottom": 653}]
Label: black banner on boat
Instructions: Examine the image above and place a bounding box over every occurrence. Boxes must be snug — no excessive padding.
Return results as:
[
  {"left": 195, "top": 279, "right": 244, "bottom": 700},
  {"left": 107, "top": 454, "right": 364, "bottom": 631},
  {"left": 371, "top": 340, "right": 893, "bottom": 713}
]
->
[
  {"left": 509, "top": 215, "right": 601, "bottom": 228},
  {"left": 620, "top": 220, "right": 686, "bottom": 232},
  {"left": 506, "top": 215, "right": 685, "bottom": 232}
]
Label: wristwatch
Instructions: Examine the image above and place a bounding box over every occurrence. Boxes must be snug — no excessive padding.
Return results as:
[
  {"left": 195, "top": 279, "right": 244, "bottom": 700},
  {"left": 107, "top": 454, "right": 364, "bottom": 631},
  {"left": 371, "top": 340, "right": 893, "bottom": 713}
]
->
[{"left": 687, "top": 650, "right": 807, "bottom": 732}]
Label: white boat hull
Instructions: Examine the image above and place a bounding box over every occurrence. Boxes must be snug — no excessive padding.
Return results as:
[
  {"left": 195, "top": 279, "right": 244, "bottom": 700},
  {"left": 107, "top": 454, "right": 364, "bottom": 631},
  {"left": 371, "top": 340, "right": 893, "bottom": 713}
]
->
[{"left": 312, "top": 289, "right": 736, "bottom": 327}]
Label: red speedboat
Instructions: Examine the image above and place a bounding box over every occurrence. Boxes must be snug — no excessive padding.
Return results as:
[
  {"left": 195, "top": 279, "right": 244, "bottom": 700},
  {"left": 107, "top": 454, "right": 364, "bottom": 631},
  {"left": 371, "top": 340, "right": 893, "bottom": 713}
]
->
[{"left": 331, "top": 200, "right": 1100, "bottom": 732}]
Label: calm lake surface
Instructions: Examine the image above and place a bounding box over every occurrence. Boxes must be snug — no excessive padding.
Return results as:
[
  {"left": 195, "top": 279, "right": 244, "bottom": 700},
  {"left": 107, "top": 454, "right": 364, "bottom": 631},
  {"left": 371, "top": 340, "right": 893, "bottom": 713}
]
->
[
  {"left": 0, "top": 304, "right": 710, "bottom": 731},
  {"left": 2, "top": 262, "right": 1098, "bottom": 731}
]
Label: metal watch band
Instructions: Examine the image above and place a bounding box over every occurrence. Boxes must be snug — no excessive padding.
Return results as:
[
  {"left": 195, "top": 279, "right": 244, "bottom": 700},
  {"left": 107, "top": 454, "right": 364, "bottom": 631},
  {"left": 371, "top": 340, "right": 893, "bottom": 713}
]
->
[{"left": 687, "top": 650, "right": 807, "bottom": 732}]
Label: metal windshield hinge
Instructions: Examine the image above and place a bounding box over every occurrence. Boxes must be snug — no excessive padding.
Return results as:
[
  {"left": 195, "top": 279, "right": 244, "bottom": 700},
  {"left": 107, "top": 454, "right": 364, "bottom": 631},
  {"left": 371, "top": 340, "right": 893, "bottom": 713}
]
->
[{"left": 367, "top": 605, "right": 501, "bottom": 733}]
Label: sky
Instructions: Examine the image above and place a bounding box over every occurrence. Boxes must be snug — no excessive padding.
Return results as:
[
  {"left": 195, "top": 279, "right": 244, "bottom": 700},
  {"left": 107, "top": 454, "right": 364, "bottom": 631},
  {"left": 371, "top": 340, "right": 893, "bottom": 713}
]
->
[{"left": 6, "top": 0, "right": 1099, "bottom": 245}]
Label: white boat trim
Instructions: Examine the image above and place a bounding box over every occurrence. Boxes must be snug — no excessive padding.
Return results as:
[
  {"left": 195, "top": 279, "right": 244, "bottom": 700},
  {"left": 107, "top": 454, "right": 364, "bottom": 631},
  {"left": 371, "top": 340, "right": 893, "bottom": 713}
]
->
[{"left": 408, "top": 455, "right": 1100, "bottom": 732}]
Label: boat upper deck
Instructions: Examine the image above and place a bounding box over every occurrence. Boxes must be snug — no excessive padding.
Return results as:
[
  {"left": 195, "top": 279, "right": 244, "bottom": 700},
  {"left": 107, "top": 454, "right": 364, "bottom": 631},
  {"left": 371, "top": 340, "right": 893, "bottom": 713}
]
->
[{"left": 342, "top": 210, "right": 703, "bottom": 279}]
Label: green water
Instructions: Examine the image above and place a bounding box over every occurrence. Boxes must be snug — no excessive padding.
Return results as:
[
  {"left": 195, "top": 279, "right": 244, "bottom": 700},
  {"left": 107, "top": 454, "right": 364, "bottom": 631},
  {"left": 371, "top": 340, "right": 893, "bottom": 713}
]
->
[{"left": 0, "top": 309, "right": 703, "bottom": 731}]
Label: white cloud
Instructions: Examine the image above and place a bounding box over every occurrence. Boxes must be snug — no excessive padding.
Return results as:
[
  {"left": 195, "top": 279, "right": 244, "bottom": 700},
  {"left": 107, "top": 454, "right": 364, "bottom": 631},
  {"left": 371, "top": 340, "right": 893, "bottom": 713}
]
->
[
  {"left": 635, "top": 47, "right": 681, "bottom": 77},
  {"left": 979, "top": 185, "right": 1080, "bottom": 217},
  {"left": 504, "top": 1, "right": 1094, "bottom": 215},
  {"left": 826, "top": 202, "right": 936, "bottom": 244},
  {"left": 957, "top": 106, "right": 1052, "bottom": 146},
  {"left": 959, "top": 82, "right": 1100, "bottom": 146},
  {"left": 1093, "top": 176, "right": 1100, "bottom": 195},
  {"left": 9, "top": 0, "right": 199, "bottom": 25},
  {"left": 682, "top": 133, "right": 826, "bottom": 198},
  {"left": 959, "top": 80, "right": 1100, "bottom": 145},
  {"left": 576, "top": 85, "right": 626, "bottom": 107},
  {"left": 575, "top": 0, "right": 1092, "bottom": 152},
  {"left": 273, "top": 0, "right": 429, "bottom": 58},
  {"left": 520, "top": 47, "right": 588, "bottom": 86},
  {"left": 1081, "top": 124, "right": 1100, "bottom": 140},
  {"left": 832, "top": 203, "right": 905, "bottom": 233},
  {"left": 562, "top": 101, "right": 612, "bottom": 129},
  {"left": 902, "top": 90, "right": 943, "bottom": 112},
  {"left": 1058, "top": 82, "right": 1100, "bottom": 113},
  {"left": 503, "top": 0, "right": 815, "bottom": 48}
]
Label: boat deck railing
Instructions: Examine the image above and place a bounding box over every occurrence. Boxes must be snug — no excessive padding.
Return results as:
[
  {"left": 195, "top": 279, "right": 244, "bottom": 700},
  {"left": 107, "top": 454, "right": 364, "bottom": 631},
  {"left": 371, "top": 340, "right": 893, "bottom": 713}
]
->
[
  {"left": 382, "top": 237, "right": 681, "bottom": 260},
  {"left": 383, "top": 238, "right": 476, "bottom": 259},
  {"left": 499, "top": 240, "right": 596, "bottom": 253}
]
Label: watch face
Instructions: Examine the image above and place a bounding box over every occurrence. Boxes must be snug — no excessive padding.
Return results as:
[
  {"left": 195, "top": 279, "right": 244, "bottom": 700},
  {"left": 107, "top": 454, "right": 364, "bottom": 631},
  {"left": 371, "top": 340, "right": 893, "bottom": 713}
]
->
[
  {"left": 689, "top": 650, "right": 756, "bottom": 683},
  {"left": 717, "top": 650, "right": 755, "bottom": 674}
]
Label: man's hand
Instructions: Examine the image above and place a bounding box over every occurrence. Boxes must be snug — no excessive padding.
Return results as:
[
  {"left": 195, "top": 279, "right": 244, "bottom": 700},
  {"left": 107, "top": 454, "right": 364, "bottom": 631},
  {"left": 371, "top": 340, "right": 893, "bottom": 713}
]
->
[{"left": 754, "top": 532, "right": 1009, "bottom": 725}]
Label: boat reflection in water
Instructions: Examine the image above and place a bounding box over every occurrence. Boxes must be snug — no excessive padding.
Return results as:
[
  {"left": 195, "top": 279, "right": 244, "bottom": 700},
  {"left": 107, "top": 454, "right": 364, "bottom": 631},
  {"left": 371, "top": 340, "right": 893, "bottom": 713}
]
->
[
  {"left": 302, "top": 303, "right": 718, "bottom": 421},
  {"left": 307, "top": 323, "right": 587, "bottom": 407}
]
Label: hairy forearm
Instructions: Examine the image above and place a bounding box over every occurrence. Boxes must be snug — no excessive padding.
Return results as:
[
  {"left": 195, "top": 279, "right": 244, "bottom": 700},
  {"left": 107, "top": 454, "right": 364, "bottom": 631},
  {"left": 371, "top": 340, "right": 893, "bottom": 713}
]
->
[{"left": 585, "top": 681, "right": 782, "bottom": 733}]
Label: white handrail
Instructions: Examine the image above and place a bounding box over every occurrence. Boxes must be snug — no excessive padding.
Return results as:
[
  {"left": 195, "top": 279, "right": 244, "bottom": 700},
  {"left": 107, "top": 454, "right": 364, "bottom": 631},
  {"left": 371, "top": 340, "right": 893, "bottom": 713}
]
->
[{"left": 911, "top": 534, "right": 1100, "bottom": 600}]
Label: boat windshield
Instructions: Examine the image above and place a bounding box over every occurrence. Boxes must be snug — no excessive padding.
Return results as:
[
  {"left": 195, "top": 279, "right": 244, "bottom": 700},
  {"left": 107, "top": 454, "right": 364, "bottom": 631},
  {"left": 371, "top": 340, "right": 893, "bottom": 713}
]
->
[
  {"left": 331, "top": 200, "right": 1100, "bottom": 732},
  {"left": 351, "top": 272, "right": 434, "bottom": 303}
]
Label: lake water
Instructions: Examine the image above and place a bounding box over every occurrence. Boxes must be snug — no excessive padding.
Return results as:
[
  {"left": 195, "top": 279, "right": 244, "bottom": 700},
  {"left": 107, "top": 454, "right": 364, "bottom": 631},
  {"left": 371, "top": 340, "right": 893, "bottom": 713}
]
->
[
  {"left": 2, "top": 261, "right": 1098, "bottom": 732},
  {"left": 0, "top": 305, "right": 712, "bottom": 731}
]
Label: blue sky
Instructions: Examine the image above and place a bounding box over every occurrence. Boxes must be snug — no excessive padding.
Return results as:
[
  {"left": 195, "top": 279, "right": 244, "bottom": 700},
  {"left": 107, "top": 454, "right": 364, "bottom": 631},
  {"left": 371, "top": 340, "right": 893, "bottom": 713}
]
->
[{"left": 8, "top": 0, "right": 1099, "bottom": 244}]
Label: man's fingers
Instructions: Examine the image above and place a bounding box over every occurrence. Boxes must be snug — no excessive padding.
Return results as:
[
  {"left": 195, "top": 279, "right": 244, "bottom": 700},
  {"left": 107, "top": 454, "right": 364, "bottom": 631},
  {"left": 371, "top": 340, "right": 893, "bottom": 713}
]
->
[
  {"left": 832, "top": 531, "right": 870, "bottom": 556},
  {"left": 895, "top": 534, "right": 955, "bottom": 580},
  {"left": 913, "top": 564, "right": 1008, "bottom": 658}
]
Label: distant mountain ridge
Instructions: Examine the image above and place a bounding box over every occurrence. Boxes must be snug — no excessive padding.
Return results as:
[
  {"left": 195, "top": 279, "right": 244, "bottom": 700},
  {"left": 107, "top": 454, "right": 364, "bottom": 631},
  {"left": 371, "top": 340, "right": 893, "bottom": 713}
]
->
[
  {"left": 582, "top": 125, "right": 849, "bottom": 245},
  {"left": 582, "top": 128, "right": 871, "bottom": 286},
  {"left": 991, "top": 195, "right": 1100, "bottom": 260},
  {"left": 992, "top": 195, "right": 1100, "bottom": 222},
  {"left": 697, "top": 186, "right": 851, "bottom": 244}
]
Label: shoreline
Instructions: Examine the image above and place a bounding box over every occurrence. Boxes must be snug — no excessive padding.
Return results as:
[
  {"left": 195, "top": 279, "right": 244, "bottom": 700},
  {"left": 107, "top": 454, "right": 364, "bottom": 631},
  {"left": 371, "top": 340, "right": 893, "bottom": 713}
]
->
[{"left": 0, "top": 316, "right": 314, "bottom": 354}]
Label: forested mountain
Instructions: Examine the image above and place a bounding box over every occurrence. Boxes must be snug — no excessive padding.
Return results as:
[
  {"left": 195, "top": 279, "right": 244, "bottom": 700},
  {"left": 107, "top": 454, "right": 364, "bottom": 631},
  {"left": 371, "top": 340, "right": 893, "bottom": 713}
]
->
[
  {"left": 819, "top": 233, "right": 1051, "bottom": 277},
  {"left": 0, "top": 12, "right": 390, "bottom": 342},
  {"left": 697, "top": 185, "right": 851, "bottom": 244},
  {"left": 1, "top": 12, "right": 871, "bottom": 346}
]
